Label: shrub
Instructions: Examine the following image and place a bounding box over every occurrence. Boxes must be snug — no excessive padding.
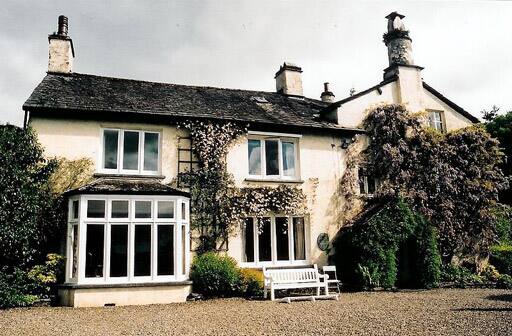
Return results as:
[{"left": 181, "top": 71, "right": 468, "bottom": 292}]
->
[
  {"left": 497, "top": 274, "right": 512, "bottom": 289},
  {"left": 441, "top": 264, "right": 484, "bottom": 288},
  {"left": 238, "top": 268, "right": 264, "bottom": 297},
  {"left": 480, "top": 264, "right": 500, "bottom": 282},
  {"left": 27, "top": 254, "right": 64, "bottom": 298},
  {"left": 190, "top": 252, "right": 241, "bottom": 297},
  {"left": 334, "top": 197, "right": 441, "bottom": 289},
  {"left": 0, "top": 267, "right": 38, "bottom": 309},
  {"left": 490, "top": 244, "right": 512, "bottom": 275}
]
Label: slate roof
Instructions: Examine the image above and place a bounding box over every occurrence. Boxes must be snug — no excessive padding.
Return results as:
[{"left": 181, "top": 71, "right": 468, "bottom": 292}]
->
[
  {"left": 23, "top": 72, "right": 363, "bottom": 133},
  {"left": 64, "top": 178, "right": 190, "bottom": 197}
]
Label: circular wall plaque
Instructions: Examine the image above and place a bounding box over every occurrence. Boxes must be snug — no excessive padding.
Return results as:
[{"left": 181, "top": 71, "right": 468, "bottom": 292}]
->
[{"left": 317, "top": 233, "right": 330, "bottom": 251}]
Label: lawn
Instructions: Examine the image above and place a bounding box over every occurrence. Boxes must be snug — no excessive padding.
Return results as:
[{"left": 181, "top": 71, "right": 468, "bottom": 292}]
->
[{"left": 0, "top": 289, "right": 511, "bottom": 336}]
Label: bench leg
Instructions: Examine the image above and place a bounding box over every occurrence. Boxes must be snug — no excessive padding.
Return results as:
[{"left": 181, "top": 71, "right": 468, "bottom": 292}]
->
[
  {"left": 317, "top": 287, "right": 320, "bottom": 297},
  {"left": 263, "top": 287, "right": 268, "bottom": 299},
  {"left": 270, "top": 288, "right": 275, "bottom": 301},
  {"left": 325, "top": 284, "right": 329, "bottom": 296}
]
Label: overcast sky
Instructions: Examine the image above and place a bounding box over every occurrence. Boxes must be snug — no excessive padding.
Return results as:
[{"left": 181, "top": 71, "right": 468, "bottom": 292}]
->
[{"left": 1, "top": 0, "right": 511, "bottom": 125}]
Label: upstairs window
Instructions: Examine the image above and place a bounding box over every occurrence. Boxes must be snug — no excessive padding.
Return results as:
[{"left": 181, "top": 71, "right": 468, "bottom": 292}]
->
[
  {"left": 428, "top": 111, "right": 444, "bottom": 132},
  {"left": 102, "top": 129, "right": 160, "bottom": 175},
  {"left": 248, "top": 136, "right": 299, "bottom": 180},
  {"left": 358, "top": 167, "right": 376, "bottom": 196}
]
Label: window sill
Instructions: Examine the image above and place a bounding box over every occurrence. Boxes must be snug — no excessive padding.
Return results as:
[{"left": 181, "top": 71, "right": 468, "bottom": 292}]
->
[
  {"left": 58, "top": 280, "right": 192, "bottom": 289},
  {"left": 94, "top": 173, "right": 165, "bottom": 180},
  {"left": 244, "top": 178, "right": 304, "bottom": 184}
]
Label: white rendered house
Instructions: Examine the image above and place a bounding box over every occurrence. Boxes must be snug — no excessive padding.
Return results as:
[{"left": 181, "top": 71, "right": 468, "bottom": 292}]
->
[{"left": 23, "top": 13, "right": 477, "bottom": 307}]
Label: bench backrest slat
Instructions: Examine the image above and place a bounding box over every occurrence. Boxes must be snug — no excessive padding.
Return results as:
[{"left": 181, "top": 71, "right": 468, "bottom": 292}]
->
[{"left": 264, "top": 267, "right": 321, "bottom": 284}]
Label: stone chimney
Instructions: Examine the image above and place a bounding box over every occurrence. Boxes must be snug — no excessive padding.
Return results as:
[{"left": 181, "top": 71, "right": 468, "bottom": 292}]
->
[
  {"left": 320, "top": 82, "right": 335, "bottom": 103},
  {"left": 383, "top": 12, "right": 424, "bottom": 112},
  {"left": 48, "top": 15, "right": 74, "bottom": 73},
  {"left": 275, "top": 62, "right": 303, "bottom": 96}
]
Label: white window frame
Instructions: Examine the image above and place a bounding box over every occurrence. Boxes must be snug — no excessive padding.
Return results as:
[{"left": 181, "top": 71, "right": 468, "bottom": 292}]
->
[
  {"left": 247, "top": 132, "right": 301, "bottom": 181},
  {"left": 240, "top": 215, "right": 309, "bottom": 268},
  {"left": 428, "top": 110, "right": 445, "bottom": 132},
  {"left": 66, "top": 194, "right": 190, "bottom": 285},
  {"left": 99, "top": 128, "right": 161, "bottom": 175}
]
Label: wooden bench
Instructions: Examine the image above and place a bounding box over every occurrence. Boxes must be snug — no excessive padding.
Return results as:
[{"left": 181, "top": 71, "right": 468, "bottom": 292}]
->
[{"left": 262, "top": 264, "right": 332, "bottom": 301}]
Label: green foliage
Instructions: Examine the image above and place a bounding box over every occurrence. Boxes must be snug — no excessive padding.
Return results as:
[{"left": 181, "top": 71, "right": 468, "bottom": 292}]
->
[
  {"left": 360, "top": 104, "right": 506, "bottom": 260},
  {"left": 485, "top": 109, "right": 512, "bottom": 178},
  {"left": 334, "top": 197, "right": 441, "bottom": 289},
  {"left": 0, "top": 125, "right": 56, "bottom": 268},
  {"left": 238, "top": 268, "right": 264, "bottom": 297},
  {"left": 440, "top": 264, "right": 484, "bottom": 288},
  {"left": 492, "top": 205, "right": 512, "bottom": 245},
  {"left": 490, "top": 244, "right": 512, "bottom": 276},
  {"left": 27, "top": 254, "right": 64, "bottom": 298},
  {"left": 0, "top": 267, "right": 38, "bottom": 309},
  {"left": 496, "top": 274, "right": 512, "bottom": 289},
  {"left": 190, "top": 252, "right": 241, "bottom": 297}
]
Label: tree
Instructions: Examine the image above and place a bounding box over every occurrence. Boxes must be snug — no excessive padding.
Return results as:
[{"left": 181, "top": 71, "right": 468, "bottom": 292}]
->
[
  {"left": 484, "top": 109, "right": 512, "bottom": 204},
  {"left": 0, "top": 125, "right": 56, "bottom": 268},
  {"left": 361, "top": 104, "right": 506, "bottom": 261}
]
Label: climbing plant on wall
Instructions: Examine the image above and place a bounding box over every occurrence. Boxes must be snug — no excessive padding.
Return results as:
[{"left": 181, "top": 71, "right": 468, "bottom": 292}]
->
[{"left": 179, "top": 120, "right": 308, "bottom": 253}]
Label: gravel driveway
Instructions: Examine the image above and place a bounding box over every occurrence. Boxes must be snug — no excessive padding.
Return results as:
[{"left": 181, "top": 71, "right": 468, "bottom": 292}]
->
[{"left": 0, "top": 289, "right": 511, "bottom": 336}]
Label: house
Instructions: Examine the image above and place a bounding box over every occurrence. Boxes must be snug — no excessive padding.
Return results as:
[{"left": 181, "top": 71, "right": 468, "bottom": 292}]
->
[{"left": 23, "top": 13, "right": 478, "bottom": 307}]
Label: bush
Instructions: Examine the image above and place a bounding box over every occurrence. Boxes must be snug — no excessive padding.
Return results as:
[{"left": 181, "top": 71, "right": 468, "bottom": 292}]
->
[
  {"left": 334, "top": 197, "right": 441, "bottom": 289},
  {"left": 27, "top": 254, "right": 64, "bottom": 298},
  {"left": 190, "top": 252, "right": 241, "bottom": 297},
  {"left": 441, "top": 264, "right": 484, "bottom": 288},
  {"left": 0, "top": 267, "right": 38, "bottom": 309},
  {"left": 238, "top": 268, "right": 263, "bottom": 297},
  {"left": 480, "top": 264, "right": 500, "bottom": 282},
  {"left": 496, "top": 274, "right": 512, "bottom": 289},
  {"left": 490, "top": 244, "right": 512, "bottom": 275}
]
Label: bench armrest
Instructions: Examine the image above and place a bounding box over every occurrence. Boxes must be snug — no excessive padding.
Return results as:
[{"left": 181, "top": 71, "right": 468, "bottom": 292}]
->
[{"left": 319, "top": 274, "right": 329, "bottom": 280}]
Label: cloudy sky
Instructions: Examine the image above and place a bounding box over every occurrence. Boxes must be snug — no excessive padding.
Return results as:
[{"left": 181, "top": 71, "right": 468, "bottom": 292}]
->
[{"left": 1, "top": 0, "right": 511, "bottom": 125}]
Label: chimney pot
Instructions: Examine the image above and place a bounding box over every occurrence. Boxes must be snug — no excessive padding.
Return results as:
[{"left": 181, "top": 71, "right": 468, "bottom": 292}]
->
[
  {"left": 320, "top": 82, "right": 335, "bottom": 103},
  {"left": 57, "top": 15, "right": 68, "bottom": 36}
]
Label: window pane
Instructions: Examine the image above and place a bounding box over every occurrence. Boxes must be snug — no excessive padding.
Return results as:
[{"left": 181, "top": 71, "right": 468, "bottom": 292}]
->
[
  {"left": 157, "top": 201, "right": 174, "bottom": 219},
  {"left": 258, "top": 218, "right": 272, "bottom": 262},
  {"left": 135, "top": 201, "right": 152, "bottom": 219},
  {"left": 181, "top": 225, "right": 186, "bottom": 275},
  {"left": 282, "top": 142, "right": 296, "bottom": 177},
  {"left": 276, "top": 217, "right": 289, "bottom": 261},
  {"left": 111, "top": 200, "right": 129, "bottom": 218},
  {"left": 72, "top": 200, "right": 79, "bottom": 219},
  {"left": 103, "top": 130, "right": 118, "bottom": 169},
  {"left": 72, "top": 224, "right": 78, "bottom": 278},
  {"left": 265, "top": 140, "right": 279, "bottom": 176},
  {"left": 182, "top": 202, "right": 186, "bottom": 220},
  {"left": 85, "top": 224, "right": 104, "bottom": 278},
  {"left": 110, "top": 225, "right": 128, "bottom": 277},
  {"left": 243, "top": 218, "right": 255, "bottom": 262},
  {"left": 293, "top": 217, "right": 306, "bottom": 261},
  {"left": 248, "top": 140, "right": 262, "bottom": 175},
  {"left": 358, "top": 168, "right": 366, "bottom": 194},
  {"left": 157, "top": 225, "right": 174, "bottom": 276},
  {"left": 368, "top": 178, "right": 376, "bottom": 194},
  {"left": 87, "top": 200, "right": 105, "bottom": 218},
  {"left": 123, "top": 131, "right": 139, "bottom": 170},
  {"left": 134, "top": 225, "right": 151, "bottom": 276},
  {"left": 144, "top": 132, "right": 159, "bottom": 171}
]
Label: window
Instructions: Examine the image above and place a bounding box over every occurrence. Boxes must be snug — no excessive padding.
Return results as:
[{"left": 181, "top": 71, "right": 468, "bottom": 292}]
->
[
  {"left": 70, "top": 196, "right": 190, "bottom": 284},
  {"left": 358, "top": 167, "right": 376, "bottom": 195},
  {"left": 101, "top": 129, "right": 160, "bottom": 174},
  {"left": 247, "top": 136, "right": 299, "bottom": 179},
  {"left": 242, "top": 216, "right": 307, "bottom": 265},
  {"left": 429, "top": 111, "right": 444, "bottom": 132}
]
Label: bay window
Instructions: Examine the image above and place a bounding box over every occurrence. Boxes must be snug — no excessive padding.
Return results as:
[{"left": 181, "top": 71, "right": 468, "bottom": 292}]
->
[
  {"left": 66, "top": 195, "right": 190, "bottom": 285},
  {"left": 242, "top": 216, "right": 308, "bottom": 266},
  {"left": 247, "top": 134, "right": 299, "bottom": 180},
  {"left": 101, "top": 129, "right": 160, "bottom": 175}
]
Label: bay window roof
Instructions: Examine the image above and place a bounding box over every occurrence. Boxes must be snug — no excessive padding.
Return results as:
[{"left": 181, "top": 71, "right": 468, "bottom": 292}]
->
[{"left": 64, "top": 178, "right": 190, "bottom": 197}]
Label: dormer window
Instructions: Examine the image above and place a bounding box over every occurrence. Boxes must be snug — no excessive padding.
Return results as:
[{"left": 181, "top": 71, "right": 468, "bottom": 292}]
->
[
  {"left": 247, "top": 132, "right": 300, "bottom": 180},
  {"left": 428, "top": 111, "right": 445, "bottom": 132},
  {"left": 101, "top": 129, "right": 160, "bottom": 175}
]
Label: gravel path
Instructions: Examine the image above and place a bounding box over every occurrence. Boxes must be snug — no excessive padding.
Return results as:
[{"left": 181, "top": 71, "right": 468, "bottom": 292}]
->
[{"left": 0, "top": 289, "right": 511, "bottom": 336}]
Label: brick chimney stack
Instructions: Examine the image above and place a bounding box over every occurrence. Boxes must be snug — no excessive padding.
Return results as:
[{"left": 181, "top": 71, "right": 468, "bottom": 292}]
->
[{"left": 48, "top": 15, "right": 74, "bottom": 73}]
